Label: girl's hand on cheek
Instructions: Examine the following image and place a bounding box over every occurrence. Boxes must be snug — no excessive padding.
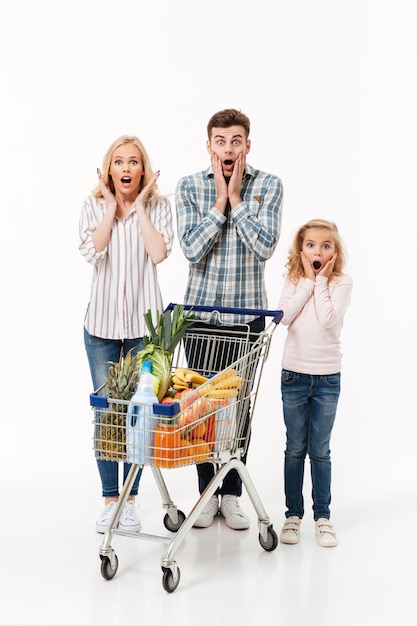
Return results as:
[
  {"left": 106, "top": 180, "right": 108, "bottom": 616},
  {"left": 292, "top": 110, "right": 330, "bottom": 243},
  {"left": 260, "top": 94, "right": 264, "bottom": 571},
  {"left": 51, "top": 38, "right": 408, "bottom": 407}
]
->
[
  {"left": 301, "top": 252, "right": 315, "bottom": 281},
  {"left": 320, "top": 253, "right": 337, "bottom": 278}
]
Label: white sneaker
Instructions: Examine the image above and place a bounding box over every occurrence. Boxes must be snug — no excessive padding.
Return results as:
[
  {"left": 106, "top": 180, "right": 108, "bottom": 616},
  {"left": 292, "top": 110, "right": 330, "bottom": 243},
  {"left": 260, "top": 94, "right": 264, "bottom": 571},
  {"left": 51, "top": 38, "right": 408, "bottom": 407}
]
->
[
  {"left": 279, "top": 516, "right": 301, "bottom": 544},
  {"left": 315, "top": 518, "right": 337, "bottom": 547},
  {"left": 95, "top": 501, "right": 117, "bottom": 534},
  {"left": 193, "top": 496, "right": 219, "bottom": 528},
  {"left": 119, "top": 501, "right": 141, "bottom": 532},
  {"left": 220, "top": 495, "right": 250, "bottom": 530}
]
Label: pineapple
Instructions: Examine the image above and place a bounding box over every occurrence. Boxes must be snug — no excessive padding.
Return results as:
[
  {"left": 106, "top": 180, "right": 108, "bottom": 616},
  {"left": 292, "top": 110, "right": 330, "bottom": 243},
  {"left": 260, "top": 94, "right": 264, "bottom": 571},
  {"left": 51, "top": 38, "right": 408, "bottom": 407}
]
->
[{"left": 98, "top": 348, "right": 140, "bottom": 461}]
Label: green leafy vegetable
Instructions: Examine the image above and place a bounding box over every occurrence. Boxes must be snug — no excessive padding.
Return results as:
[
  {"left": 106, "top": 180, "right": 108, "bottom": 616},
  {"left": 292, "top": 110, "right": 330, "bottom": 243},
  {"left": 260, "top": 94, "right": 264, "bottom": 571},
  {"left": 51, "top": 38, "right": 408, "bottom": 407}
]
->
[
  {"left": 139, "top": 305, "right": 196, "bottom": 401},
  {"left": 143, "top": 305, "right": 195, "bottom": 354},
  {"left": 136, "top": 344, "right": 172, "bottom": 401}
]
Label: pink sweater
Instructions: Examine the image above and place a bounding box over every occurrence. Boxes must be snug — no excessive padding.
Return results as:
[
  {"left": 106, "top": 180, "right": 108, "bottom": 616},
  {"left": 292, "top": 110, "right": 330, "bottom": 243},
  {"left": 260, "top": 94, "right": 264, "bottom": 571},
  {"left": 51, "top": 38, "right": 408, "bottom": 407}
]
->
[{"left": 278, "top": 275, "right": 353, "bottom": 375}]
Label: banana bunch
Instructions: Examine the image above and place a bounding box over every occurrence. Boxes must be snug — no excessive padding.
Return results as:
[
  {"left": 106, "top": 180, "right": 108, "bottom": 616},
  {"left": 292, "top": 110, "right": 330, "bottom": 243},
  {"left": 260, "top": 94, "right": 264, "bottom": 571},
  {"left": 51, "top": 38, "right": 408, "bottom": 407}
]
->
[
  {"left": 200, "top": 368, "right": 244, "bottom": 399},
  {"left": 172, "top": 367, "right": 209, "bottom": 391}
]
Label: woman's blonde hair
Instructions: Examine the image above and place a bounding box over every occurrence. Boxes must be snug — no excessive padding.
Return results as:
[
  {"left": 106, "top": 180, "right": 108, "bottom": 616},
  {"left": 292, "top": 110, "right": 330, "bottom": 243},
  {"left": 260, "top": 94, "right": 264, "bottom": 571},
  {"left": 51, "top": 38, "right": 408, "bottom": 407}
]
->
[
  {"left": 92, "top": 135, "right": 159, "bottom": 199},
  {"left": 285, "top": 219, "right": 347, "bottom": 283}
]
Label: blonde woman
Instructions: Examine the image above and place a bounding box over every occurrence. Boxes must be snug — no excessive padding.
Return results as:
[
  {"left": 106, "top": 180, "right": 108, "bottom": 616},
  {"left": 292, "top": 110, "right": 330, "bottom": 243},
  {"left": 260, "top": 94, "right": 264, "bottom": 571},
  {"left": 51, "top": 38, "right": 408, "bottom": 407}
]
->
[
  {"left": 278, "top": 219, "right": 352, "bottom": 547},
  {"left": 79, "top": 135, "right": 173, "bottom": 533}
]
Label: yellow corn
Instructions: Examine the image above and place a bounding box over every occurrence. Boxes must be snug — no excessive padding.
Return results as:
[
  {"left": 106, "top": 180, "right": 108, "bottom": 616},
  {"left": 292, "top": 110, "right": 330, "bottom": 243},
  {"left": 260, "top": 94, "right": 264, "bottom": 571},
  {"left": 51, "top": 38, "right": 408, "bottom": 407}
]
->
[
  {"left": 213, "top": 368, "right": 237, "bottom": 383},
  {"left": 209, "top": 375, "right": 243, "bottom": 391},
  {"left": 206, "top": 388, "right": 239, "bottom": 399}
]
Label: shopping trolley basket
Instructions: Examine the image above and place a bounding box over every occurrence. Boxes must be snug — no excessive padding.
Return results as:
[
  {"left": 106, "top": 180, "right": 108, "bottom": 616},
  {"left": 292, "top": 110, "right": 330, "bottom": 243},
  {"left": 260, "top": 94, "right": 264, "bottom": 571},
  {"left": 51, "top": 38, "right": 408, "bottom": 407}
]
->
[{"left": 90, "top": 305, "right": 283, "bottom": 592}]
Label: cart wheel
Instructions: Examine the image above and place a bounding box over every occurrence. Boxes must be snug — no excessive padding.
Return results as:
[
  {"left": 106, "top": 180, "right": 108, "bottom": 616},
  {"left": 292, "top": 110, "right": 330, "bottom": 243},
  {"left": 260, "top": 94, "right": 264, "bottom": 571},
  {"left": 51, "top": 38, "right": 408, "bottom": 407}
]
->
[
  {"left": 259, "top": 525, "right": 278, "bottom": 552},
  {"left": 163, "top": 509, "right": 186, "bottom": 532},
  {"left": 162, "top": 565, "right": 181, "bottom": 593},
  {"left": 100, "top": 554, "right": 119, "bottom": 580}
]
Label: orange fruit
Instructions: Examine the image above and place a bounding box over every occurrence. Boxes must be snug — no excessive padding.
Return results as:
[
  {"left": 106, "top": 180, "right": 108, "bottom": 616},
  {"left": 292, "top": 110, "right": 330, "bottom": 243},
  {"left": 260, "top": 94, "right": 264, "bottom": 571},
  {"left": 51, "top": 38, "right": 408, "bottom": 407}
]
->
[
  {"left": 188, "top": 421, "right": 207, "bottom": 440},
  {"left": 190, "top": 438, "right": 211, "bottom": 463},
  {"left": 178, "top": 438, "right": 193, "bottom": 465}
]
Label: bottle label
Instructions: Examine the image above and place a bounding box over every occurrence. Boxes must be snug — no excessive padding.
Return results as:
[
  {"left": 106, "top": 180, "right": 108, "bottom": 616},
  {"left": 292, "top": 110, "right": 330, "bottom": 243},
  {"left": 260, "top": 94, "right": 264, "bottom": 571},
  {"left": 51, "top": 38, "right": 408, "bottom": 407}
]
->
[
  {"left": 126, "top": 397, "right": 158, "bottom": 465},
  {"left": 213, "top": 399, "right": 233, "bottom": 452}
]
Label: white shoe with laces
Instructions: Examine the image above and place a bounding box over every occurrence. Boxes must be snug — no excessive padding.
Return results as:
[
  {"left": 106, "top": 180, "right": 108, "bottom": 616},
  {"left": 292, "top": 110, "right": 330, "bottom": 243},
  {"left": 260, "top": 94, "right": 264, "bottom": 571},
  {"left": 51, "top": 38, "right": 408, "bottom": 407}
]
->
[
  {"left": 193, "top": 496, "right": 219, "bottom": 528},
  {"left": 315, "top": 518, "right": 337, "bottom": 547},
  {"left": 119, "top": 501, "right": 141, "bottom": 532},
  {"left": 220, "top": 495, "right": 250, "bottom": 530},
  {"left": 95, "top": 501, "right": 117, "bottom": 534}
]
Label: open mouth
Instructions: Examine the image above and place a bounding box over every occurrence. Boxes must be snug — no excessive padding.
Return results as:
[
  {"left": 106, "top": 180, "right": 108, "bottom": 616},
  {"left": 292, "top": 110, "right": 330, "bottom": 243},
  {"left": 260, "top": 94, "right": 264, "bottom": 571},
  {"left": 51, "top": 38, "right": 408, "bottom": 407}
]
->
[
  {"left": 313, "top": 261, "right": 322, "bottom": 270},
  {"left": 121, "top": 176, "right": 131, "bottom": 184},
  {"left": 223, "top": 159, "right": 234, "bottom": 171}
]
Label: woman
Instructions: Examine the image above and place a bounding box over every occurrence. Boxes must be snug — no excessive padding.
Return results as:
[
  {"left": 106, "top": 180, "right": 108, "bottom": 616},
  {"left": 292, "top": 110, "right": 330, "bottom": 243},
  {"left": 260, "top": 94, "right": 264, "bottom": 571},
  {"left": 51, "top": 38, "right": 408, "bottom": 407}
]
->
[{"left": 79, "top": 135, "right": 173, "bottom": 533}]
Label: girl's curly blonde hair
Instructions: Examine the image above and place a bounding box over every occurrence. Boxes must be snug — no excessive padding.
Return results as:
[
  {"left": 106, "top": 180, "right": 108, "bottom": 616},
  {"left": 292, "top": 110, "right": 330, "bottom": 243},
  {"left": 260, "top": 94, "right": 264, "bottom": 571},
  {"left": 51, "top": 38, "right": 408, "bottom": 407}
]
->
[
  {"left": 92, "top": 135, "right": 159, "bottom": 199},
  {"left": 285, "top": 219, "right": 347, "bottom": 283}
]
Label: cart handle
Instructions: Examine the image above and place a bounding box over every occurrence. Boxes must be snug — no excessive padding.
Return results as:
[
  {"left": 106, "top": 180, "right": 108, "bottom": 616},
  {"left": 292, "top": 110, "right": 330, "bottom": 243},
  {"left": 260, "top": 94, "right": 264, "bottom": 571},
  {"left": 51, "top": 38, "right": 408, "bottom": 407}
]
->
[
  {"left": 89, "top": 391, "right": 181, "bottom": 416},
  {"left": 165, "top": 303, "right": 283, "bottom": 325}
]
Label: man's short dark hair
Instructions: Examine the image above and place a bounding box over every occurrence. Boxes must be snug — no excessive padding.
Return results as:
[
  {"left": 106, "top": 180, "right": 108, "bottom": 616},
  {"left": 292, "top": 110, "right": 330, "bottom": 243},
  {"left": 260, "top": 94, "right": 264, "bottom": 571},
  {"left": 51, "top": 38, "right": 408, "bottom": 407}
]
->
[{"left": 207, "top": 109, "right": 250, "bottom": 140}]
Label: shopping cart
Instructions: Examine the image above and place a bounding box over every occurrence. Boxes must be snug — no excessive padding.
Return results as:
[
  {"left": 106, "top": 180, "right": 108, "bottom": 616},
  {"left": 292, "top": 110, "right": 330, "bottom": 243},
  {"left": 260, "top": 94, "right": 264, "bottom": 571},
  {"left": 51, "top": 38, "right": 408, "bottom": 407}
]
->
[{"left": 90, "top": 305, "right": 283, "bottom": 592}]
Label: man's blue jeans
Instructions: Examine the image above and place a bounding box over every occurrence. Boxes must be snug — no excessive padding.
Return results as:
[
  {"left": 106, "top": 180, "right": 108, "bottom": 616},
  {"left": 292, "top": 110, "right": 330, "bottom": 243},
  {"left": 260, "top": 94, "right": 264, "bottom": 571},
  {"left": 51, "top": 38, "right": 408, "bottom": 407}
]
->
[
  {"left": 84, "top": 327, "right": 145, "bottom": 498},
  {"left": 185, "top": 316, "right": 265, "bottom": 497},
  {"left": 281, "top": 370, "right": 341, "bottom": 520}
]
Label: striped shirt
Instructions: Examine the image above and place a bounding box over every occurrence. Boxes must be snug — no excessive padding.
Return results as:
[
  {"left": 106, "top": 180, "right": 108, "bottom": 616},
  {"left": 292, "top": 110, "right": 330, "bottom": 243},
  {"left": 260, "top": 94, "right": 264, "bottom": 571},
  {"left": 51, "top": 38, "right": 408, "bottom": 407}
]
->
[
  {"left": 175, "top": 163, "right": 283, "bottom": 324},
  {"left": 79, "top": 195, "right": 173, "bottom": 339}
]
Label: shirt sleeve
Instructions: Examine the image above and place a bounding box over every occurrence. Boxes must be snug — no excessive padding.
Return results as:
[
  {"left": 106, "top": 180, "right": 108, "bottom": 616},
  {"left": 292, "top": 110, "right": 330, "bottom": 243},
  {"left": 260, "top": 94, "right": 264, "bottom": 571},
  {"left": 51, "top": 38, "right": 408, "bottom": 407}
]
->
[
  {"left": 150, "top": 196, "right": 174, "bottom": 256},
  {"left": 314, "top": 275, "right": 353, "bottom": 328},
  {"left": 278, "top": 277, "right": 315, "bottom": 325},
  {"left": 78, "top": 197, "right": 107, "bottom": 265},
  {"left": 232, "top": 174, "right": 283, "bottom": 262},
  {"left": 175, "top": 176, "right": 226, "bottom": 263}
]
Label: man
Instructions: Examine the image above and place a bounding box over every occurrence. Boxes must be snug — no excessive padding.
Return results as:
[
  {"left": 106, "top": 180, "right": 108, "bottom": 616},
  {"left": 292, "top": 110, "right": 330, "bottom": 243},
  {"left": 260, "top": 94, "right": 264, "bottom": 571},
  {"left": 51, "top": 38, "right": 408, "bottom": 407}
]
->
[{"left": 175, "top": 108, "right": 283, "bottom": 529}]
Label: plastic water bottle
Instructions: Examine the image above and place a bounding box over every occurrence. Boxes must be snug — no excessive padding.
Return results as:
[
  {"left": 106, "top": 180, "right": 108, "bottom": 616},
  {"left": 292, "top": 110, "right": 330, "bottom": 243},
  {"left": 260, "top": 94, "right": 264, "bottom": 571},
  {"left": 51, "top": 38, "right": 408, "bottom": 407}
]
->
[{"left": 126, "top": 360, "right": 159, "bottom": 465}]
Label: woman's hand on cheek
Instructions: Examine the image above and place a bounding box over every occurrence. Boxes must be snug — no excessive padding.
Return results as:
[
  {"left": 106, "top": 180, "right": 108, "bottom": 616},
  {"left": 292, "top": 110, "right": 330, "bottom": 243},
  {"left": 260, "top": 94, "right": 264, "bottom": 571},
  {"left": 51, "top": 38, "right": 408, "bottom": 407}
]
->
[{"left": 97, "top": 168, "right": 117, "bottom": 213}]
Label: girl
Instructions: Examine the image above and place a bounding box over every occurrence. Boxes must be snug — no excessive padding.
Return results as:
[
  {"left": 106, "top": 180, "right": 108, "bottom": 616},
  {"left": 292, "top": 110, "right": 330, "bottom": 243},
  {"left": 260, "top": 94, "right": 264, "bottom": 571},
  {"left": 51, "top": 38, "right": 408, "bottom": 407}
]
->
[
  {"left": 278, "top": 219, "right": 352, "bottom": 547},
  {"left": 79, "top": 135, "right": 174, "bottom": 533}
]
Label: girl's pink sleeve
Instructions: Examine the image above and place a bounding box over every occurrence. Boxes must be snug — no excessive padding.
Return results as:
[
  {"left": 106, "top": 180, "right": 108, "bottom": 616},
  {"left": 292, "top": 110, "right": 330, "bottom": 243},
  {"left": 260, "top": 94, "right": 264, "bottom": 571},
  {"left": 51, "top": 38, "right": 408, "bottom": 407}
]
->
[
  {"left": 278, "top": 277, "right": 315, "bottom": 325},
  {"left": 314, "top": 275, "right": 353, "bottom": 328}
]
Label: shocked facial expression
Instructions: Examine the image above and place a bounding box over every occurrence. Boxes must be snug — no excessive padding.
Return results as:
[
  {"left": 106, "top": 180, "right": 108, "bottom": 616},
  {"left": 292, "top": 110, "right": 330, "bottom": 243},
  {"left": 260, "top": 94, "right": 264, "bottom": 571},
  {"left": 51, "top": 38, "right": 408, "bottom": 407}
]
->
[
  {"left": 302, "top": 228, "right": 337, "bottom": 274},
  {"left": 207, "top": 125, "right": 251, "bottom": 178},
  {"left": 109, "top": 143, "right": 144, "bottom": 197}
]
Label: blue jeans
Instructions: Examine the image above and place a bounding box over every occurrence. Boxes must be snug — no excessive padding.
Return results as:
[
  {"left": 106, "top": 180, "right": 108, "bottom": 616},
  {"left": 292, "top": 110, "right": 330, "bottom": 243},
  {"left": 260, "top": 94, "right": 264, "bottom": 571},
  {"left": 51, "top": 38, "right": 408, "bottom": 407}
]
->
[
  {"left": 281, "top": 370, "right": 341, "bottom": 520},
  {"left": 84, "top": 327, "right": 145, "bottom": 498}
]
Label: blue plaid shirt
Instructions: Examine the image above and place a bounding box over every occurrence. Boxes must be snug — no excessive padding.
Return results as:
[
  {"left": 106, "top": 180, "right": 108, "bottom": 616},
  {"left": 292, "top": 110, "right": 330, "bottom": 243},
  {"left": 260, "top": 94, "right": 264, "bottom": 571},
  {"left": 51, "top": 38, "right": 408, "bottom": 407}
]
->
[{"left": 175, "top": 163, "right": 283, "bottom": 324}]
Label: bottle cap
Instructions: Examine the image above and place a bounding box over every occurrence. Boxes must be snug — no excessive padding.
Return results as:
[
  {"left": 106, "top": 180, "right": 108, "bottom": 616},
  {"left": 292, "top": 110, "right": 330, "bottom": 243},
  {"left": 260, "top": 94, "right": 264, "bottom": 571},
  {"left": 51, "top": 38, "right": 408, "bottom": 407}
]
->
[{"left": 141, "top": 360, "right": 152, "bottom": 373}]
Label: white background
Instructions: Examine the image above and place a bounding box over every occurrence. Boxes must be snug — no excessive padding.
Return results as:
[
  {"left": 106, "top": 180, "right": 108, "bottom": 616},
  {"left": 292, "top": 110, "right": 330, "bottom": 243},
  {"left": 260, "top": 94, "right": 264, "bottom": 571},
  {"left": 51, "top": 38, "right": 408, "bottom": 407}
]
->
[{"left": 0, "top": 0, "right": 416, "bottom": 624}]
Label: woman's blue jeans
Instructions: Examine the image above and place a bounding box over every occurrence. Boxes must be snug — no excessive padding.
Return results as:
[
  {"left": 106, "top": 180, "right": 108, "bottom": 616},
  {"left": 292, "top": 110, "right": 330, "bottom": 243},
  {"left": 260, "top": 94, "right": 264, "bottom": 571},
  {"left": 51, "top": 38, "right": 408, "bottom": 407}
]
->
[
  {"left": 281, "top": 370, "right": 341, "bottom": 521},
  {"left": 84, "top": 327, "right": 145, "bottom": 498}
]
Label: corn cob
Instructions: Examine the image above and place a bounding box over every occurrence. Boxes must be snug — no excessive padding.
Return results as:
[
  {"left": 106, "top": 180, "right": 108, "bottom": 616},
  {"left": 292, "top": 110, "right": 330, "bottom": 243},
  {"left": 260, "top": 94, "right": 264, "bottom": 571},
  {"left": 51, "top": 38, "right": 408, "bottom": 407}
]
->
[
  {"left": 213, "top": 368, "right": 238, "bottom": 382},
  {"left": 206, "top": 388, "right": 239, "bottom": 399},
  {"left": 207, "top": 375, "right": 243, "bottom": 391}
]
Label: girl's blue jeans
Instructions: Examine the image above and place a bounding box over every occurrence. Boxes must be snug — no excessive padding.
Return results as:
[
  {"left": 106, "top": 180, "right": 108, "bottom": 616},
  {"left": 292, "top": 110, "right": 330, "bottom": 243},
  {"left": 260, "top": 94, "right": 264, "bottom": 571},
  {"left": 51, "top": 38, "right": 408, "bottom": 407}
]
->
[
  {"left": 281, "top": 370, "right": 341, "bottom": 521},
  {"left": 84, "top": 327, "right": 145, "bottom": 498}
]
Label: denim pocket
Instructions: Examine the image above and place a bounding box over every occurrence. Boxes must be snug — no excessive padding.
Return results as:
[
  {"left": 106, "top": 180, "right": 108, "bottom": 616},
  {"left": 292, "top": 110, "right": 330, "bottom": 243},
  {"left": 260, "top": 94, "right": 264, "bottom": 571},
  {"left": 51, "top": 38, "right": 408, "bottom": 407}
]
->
[
  {"left": 322, "top": 373, "right": 341, "bottom": 387},
  {"left": 281, "top": 369, "right": 299, "bottom": 385}
]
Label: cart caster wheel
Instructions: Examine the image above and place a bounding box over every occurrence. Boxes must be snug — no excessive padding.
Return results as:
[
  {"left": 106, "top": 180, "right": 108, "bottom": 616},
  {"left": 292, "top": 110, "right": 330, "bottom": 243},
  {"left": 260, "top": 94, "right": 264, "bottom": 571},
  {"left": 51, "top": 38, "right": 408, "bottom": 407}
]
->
[
  {"left": 259, "top": 525, "right": 278, "bottom": 552},
  {"left": 163, "top": 509, "right": 186, "bottom": 532},
  {"left": 162, "top": 565, "right": 181, "bottom": 593},
  {"left": 100, "top": 554, "right": 119, "bottom": 580}
]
